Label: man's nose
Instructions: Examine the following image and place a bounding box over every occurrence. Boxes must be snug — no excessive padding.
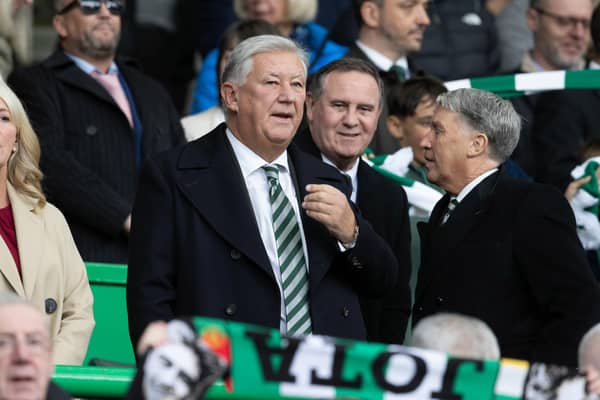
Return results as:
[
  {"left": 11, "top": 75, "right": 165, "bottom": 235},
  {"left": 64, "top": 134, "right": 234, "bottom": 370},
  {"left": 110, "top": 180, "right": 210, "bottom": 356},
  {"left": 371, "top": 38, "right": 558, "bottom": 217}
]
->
[
  {"left": 420, "top": 128, "right": 433, "bottom": 149},
  {"left": 97, "top": 1, "right": 112, "bottom": 17},
  {"left": 570, "top": 21, "right": 587, "bottom": 39},
  {"left": 11, "top": 339, "right": 31, "bottom": 361},
  {"left": 342, "top": 108, "right": 359, "bottom": 127},
  {"left": 278, "top": 83, "right": 299, "bottom": 102},
  {"left": 416, "top": 4, "right": 431, "bottom": 26}
]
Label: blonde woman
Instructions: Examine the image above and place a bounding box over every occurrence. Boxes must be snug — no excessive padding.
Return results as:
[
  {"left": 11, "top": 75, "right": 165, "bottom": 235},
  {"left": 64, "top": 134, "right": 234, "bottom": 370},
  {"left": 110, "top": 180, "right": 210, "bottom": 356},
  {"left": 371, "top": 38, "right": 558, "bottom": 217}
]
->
[{"left": 0, "top": 78, "right": 94, "bottom": 365}]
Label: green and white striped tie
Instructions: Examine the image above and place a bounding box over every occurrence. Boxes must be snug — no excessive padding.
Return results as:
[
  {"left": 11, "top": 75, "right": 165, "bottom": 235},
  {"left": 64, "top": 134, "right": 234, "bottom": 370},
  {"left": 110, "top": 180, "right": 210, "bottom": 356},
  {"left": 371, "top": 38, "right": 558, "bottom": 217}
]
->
[{"left": 262, "top": 165, "right": 312, "bottom": 336}]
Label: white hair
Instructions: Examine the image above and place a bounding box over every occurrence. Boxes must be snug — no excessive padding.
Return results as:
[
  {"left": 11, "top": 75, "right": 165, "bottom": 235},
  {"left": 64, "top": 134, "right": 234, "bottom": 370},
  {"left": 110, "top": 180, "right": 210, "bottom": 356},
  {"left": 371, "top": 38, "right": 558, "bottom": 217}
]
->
[
  {"left": 579, "top": 323, "right": 600, "bottom": 370},
  {"left": 410, "top": 313, "right": 500, "bottom": 360}
]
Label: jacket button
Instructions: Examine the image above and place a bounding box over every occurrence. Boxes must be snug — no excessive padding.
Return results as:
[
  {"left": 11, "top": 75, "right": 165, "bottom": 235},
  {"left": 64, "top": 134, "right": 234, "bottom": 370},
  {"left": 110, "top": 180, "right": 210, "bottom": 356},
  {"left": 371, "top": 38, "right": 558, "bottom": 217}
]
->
[
  {"left": 341, "top": 306, "right": 350, "bottom": 318},
  {"left": 435, "top": 296, "right": 444, "bottom": 306},
  {"left": 416, "top": 306, "right": 423, "bottom": 312},
  {"left": 45, "top": 298, "right": 57, "bottom": 314},
  {"left": 230, "top": 249, "right": 241, "bottom": 260},
  {"left": 349, "top": 256, "right": 363, "bottom": 269},
  {"left": 85, "top": 125, "right": 98, "bottom": 136},
  {"left": 225, "top": 304, "right": 237, "bottom": 316}
]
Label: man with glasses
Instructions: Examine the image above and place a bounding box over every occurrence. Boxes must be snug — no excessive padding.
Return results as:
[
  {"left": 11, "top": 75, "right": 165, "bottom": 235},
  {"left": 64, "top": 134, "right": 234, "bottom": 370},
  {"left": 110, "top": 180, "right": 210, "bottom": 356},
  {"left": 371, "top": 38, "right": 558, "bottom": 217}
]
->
[
  {"left": 525, "top": 0, "right": 592, "bottom": 72},
  {"left": 509, "top": 0, "right": 593, "bottom": 176},
  {"left": 8, "top": 0, "right": 185, "bottom": 264},
  {"left": 0, "top": 293, "right": 70, "bottom": 399}
]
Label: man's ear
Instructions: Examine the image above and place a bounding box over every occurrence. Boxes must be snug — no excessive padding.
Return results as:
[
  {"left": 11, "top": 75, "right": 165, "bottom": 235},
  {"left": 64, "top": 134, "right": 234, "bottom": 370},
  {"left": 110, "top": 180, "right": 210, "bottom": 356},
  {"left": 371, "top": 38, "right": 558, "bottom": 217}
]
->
[
  {"left": 305, "top": 93, "right": 315, "bottom": 123},
  {"left": 53, "top": 15, "right": 68, "bottom": 39},
  {"left": 361, "top": 0, "right": 381, "bottom": 28},
  {"left": 221, "top": 82, "right": 239, "bottom": 113},
  {"left": 468, "top": 132, "right": 489, "bottom": 157},
  {"left": 386, "top": 115, "right": 405, "bottom": 142},
  {"left": 526, "top": 7, "right": 539, "bottom": 32}
]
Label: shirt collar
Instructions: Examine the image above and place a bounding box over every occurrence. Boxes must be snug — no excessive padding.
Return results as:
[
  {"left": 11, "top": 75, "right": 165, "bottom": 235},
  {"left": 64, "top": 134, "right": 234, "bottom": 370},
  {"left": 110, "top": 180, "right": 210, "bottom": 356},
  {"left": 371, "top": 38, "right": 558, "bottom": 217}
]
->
[
  {"left": 64, "top": 51, "right": 119, "bottom": 75},
  {"left": 454, "top": 168, "right": 498, "bottom": 203},
  {"left": 225, "top": 128, "right": 290, "bottom": 178},
  {"left": 355, "top": 40, "right": 409, "bottom": 74}
]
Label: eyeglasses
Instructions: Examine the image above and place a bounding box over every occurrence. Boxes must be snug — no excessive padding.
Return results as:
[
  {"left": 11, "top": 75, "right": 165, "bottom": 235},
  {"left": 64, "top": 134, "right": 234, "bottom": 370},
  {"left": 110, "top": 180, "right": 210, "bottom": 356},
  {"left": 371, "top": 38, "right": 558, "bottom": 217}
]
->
[
  {"left": 56, "top": 0, "right": 124, "bottom": 16},
  {"left": 533, "top": 7, "right": 591, "bottom": 31}
]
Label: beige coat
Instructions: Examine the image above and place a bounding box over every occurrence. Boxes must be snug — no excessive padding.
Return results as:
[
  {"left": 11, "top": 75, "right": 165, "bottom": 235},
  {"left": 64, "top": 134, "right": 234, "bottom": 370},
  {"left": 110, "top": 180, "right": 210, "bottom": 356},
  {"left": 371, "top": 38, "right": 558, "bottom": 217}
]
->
[{"left": 0, "top": 183, "right": 94, "bottom": 365}]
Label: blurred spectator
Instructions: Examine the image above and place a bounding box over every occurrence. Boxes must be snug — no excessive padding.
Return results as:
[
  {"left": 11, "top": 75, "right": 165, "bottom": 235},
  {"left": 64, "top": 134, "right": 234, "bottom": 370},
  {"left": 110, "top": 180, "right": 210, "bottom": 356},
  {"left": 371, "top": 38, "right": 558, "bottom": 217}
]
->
[
  {"left": 510, "top": 0, "right": 593, "bottom": 176},
  {"left": 119, "top": 0, "right": 201, "bottom": 114},
  {"left": 564, "top": 140, "right": 600, "bottom": 279},
  {"left": 0, "top": 293, "right": 72, "bottom": 400},
  {"left": 580, "top": 322, "right": 600, "bottom": 396},
  {"left": 345, "top": 0, "right": 430, "bottom": 155},
  {"left": 411, "top": 0, "right": 501, "bottom": 81},
  {"left": 385, "top": 77, "right": 446, "bottom": 196},
  {"left": 181, "top": 20, "right": 280, "bottom": 141},
  {"left": 296, "top": 58, "right": 412, "bottom": 344},
  {"left": 190, "top": 0, "right": 348, "bottom": 114},
  {"left": 409, "top": 312, "right": 500, "bottom": 359},
  {"left": 8, "top": 0, "right": 185, "bottom": 264},
  {"left": 524, "top": 0, "right": 592, "bottom": 72},
  {"left": 0, "top": 0, "right": 33, "bottom": 79},
  {"left": 0, "top": 79, "right": 94, "bottom": 365}
]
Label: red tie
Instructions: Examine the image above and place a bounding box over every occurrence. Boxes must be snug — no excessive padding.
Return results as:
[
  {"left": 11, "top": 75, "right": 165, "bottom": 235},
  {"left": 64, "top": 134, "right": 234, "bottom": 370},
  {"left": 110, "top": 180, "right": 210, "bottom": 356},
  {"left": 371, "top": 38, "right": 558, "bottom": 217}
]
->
[{"left": 91, "top": 71, "right": 133, "bottom": 127}]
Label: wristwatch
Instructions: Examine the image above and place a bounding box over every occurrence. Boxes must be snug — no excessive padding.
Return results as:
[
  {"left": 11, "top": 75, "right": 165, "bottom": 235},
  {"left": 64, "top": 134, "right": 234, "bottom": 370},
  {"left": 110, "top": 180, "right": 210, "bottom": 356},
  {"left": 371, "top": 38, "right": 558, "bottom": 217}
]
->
[{"left": 341, "top": 223, "right": 359, "bottom": 250}]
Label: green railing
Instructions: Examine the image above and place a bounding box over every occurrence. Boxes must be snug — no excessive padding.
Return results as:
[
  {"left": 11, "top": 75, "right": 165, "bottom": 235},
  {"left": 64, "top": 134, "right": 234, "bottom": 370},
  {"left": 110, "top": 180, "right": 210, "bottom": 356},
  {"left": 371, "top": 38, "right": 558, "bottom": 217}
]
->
[{"left": 84, "top": 262, "right": 134, "bottom": 366}]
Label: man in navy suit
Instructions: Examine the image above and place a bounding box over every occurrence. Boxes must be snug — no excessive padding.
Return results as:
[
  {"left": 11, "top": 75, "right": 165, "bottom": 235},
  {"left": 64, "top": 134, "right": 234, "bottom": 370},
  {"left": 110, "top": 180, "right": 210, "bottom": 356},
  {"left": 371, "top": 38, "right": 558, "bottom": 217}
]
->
[
  {"left": 295, "top": 58, "right": 412, "bottom": 344},
  {"left": 413, "top": 88, "right": 600, "bottom": 367},
  {"left": 126, "top": 35, "right": 399, "bottom": 349}
]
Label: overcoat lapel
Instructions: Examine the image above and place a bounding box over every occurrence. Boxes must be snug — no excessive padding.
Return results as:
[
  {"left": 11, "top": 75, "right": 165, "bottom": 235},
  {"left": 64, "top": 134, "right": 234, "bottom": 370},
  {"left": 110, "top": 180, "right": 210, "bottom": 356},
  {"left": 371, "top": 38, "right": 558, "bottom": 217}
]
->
[{"left": 175, "top": 125, "right": 272, "bottom": 277}]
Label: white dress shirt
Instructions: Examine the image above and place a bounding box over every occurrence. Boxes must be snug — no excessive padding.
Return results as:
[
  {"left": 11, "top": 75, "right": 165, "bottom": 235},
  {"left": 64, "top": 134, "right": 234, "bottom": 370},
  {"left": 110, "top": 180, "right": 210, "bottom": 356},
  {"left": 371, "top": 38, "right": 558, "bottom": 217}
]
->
[
  {"left": 453, "top": 168, "right": 499, "bottom": 204},
  {"left": 225, "top": 129, "right": 309, "bottom": 334},
  {"left": 356, "top": 40, "right": 410, "bottom": 78}
]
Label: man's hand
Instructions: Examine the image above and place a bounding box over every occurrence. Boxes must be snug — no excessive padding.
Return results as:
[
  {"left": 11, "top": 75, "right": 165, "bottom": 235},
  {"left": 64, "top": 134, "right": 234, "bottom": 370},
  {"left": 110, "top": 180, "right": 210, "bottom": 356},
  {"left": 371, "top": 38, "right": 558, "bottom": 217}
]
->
[
  {"left": 302, "top": 184, "right": 357, "bottom": 243},
  {"left": 565, "top": 175, "right": 592, "bottom": 202}
]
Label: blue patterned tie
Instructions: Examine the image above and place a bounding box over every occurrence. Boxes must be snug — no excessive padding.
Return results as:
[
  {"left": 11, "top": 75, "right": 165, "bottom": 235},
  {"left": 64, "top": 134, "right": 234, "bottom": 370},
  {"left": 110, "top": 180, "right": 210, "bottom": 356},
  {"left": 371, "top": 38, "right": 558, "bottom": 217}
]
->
[{"left": 262, "top": 165, "right": 312, "bottom": 336}]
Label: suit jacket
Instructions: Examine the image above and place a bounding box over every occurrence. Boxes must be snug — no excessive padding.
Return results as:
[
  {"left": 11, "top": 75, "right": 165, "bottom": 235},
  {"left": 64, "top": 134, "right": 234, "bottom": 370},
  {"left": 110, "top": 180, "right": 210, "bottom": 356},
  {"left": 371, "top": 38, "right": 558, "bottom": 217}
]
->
[
  {"left": 0, "top": 184, "right": 94, "bottom": 365},
  {"left": 531, "top": 89, "right": 600, "bottom": 191},
  {"left": 126, "top": 124, "right": 399, "bottom": 348},
  {"left": 8, "top": 50, "right": 185, "bottom": 263},
  {"left": 413, "top": 168, "right": 600, "bottom": 366},
  {"left": 344, "top": 44, "right": 423, "bottom": 155},
  {"left": 294, "top": 128, "right": 412, "bottom": 343}
]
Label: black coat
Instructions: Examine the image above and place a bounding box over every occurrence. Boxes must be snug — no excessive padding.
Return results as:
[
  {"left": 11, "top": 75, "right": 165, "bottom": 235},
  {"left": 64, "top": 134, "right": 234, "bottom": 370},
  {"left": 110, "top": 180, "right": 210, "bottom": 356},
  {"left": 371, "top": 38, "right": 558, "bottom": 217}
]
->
[
  {"left": 126, "top": 124, "right": 400, "bottom": 348},
  {"left": 531, "top": 89, "right": 600, "bottom": 191},
  {"left": 8, "top": 50, "right": 185, "bottom": 263},
  {"left": 414, "top": 168, "right": 600, "bottom": 366},
  {"left": 344, "top": 44, "right": 424, "bottom": 155},
  {"left": 294, "top": 129, "right": 412, "bottom": 344}
]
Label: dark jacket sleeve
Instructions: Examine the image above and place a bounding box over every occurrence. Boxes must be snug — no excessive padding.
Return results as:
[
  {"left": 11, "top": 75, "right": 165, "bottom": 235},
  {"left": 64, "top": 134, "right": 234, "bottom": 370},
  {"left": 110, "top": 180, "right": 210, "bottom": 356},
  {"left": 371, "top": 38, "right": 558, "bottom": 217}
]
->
[{"left": 514, "top": 184, "right": 600, "bottom": 366}]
